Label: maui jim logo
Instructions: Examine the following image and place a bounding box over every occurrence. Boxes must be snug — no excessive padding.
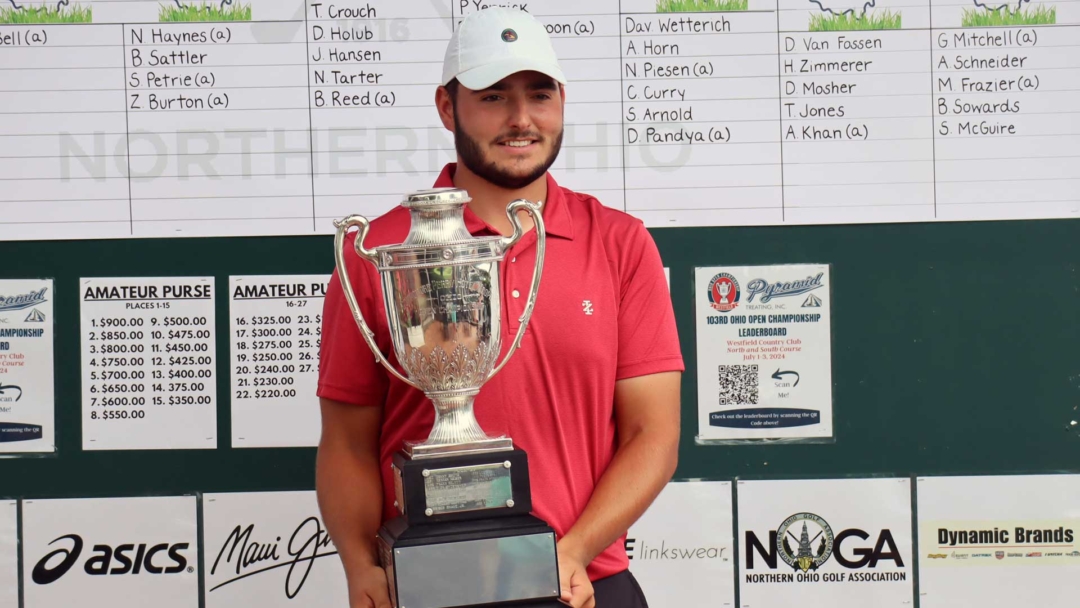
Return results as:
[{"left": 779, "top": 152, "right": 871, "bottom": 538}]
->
[
  {"left": 746, "top": 273, "right": 824, "bottom": 304},
  {"left": 0, "top": 289, "right": 48, "bottom": 312},
  {"left": 209, "top": 517, "right": 338, "bottom": 599}
]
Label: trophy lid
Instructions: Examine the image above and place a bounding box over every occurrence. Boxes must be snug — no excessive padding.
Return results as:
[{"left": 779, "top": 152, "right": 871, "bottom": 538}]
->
[{"left": 402, "top": 188, "right": 471, "bottom": 209}]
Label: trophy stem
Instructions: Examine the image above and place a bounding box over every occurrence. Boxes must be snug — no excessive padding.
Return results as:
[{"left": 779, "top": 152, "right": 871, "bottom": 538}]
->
[{"left": 403, "top": 391, "right": 513, "bottom": 459}]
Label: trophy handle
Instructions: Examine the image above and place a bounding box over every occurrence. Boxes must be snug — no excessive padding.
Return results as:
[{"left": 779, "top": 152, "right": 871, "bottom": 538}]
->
[
  {"left": 332, "top": 215, "right": 422, "bottom": 390},
  {"left": 488, "top": 199, "right": 546, "bottom": 381}
]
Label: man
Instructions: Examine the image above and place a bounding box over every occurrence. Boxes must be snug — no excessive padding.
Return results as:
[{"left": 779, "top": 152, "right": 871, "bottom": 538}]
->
[{"left": 315, "top": 8, "right": 683, "bottom": 608}]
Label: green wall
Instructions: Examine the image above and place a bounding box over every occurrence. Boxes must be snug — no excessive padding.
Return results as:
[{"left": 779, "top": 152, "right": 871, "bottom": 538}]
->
[{"left": 3, "top": 217, "right": 1078, "bottom": 495}]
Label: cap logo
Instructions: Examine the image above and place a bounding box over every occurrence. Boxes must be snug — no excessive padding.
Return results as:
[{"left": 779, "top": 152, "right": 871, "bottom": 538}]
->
[{"left": 501, "top": 28, "right": 517, "bottom": 42}]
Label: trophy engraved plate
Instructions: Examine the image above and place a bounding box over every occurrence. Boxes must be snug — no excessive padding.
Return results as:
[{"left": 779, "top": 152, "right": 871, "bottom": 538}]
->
[{"left": 424, "top": 462, "right": 513, "bottom": 515}]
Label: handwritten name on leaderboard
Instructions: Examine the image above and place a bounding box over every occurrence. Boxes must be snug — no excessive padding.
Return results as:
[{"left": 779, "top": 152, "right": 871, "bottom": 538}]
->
[
  {"left": 309, "top": 2, "right": 376, "bottom": 18},
  {"left": 0, "top": 29, "right": 47, "bottom": 46},
  {"left": 625, "top": 16, "right": 732, "bottom": 34},
  {"left": 787, "top": 35, "right": 883, "bottom": 52},
  {"left": 130, "top": 49, "right": 208, "bottom": 66},
  {"left": 132, "top": 28, "right": 232, "bottom": 45}
]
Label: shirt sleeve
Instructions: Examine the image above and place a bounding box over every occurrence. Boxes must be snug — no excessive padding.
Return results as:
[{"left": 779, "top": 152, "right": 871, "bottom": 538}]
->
[
  {"left": 614, "top": 219, "right": 685, "bottom": 380},
  {"left": 316, "top": 231, "right": 392, "bottom": 406}
]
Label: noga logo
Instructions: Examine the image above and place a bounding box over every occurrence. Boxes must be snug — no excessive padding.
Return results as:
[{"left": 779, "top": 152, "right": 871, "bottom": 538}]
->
[{"left": 32, "top": 534, "right": 190, "bottom": 584}]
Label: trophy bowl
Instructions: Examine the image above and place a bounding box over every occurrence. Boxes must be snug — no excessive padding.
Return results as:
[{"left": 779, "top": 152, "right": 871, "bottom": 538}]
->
[{"left": 333, "top": 187, "right": 545, "bottom": 458}]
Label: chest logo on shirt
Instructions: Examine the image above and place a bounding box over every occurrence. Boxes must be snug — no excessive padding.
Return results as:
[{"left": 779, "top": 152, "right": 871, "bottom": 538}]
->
[{"left": 582, "top": 300, "right": 594, "bottom": 315}]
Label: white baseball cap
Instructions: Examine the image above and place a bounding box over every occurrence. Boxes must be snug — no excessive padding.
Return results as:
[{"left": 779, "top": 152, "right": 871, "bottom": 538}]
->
[{"left": 442, "top": 8, "right": 567, "bottom": 91}]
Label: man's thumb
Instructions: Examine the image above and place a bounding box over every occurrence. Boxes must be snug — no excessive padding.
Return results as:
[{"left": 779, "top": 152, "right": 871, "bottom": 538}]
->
[
  {"left": 559, "top": 568, "right": 573, "bottom": 602},
  {"left": 370, "top": 577, "right": 393, "bottom": 608}
]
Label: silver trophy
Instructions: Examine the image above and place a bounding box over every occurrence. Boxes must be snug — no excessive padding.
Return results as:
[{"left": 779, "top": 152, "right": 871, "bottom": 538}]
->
[{"left": 332, "top": 188, "right": 562, "bottom": 608}]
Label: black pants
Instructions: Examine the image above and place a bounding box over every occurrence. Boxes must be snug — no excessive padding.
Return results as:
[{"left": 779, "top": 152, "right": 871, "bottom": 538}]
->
[{"left": 592, "top": 569, "right": 649, "bottom": 608}]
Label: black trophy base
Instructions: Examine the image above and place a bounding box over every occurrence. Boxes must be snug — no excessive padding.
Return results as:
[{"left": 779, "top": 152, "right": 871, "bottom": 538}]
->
[{"left": 377, "top": 513, "right": 562, "bottom": 608}]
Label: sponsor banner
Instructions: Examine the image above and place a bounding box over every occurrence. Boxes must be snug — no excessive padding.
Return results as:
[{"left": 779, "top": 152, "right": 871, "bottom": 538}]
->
[
  {"left": 738, "top": 477, "right": 914, "bottom": 608},
  {"left": 917, "top": 474, "right": 1080, "bottom": 607},
  {"left": 0, "top": 278, "right": 55, "bottom": 453},
  {"left": 627, "top": 481, "right": 735, "bottom": 607},
  {"left": 694, "top": 264, "right": 832, "bottom": 443},
  {"left": 79, "top": 277, "right": 217, "bottom": 450},
  {"left": 202, "top": 490, "right": 347, "bottom": 608},
  {"left": 1, "top": 501, "right": 17, "bottom": 608},
  {"left": 229, "top": 275, "right": 328, "bottom": 448},
  {"left": 22, "top": 495, "right": 198, "bottom": 608}
]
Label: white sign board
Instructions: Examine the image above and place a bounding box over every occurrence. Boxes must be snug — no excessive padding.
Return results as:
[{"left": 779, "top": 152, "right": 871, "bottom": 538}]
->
[
  {"left": 229, "top": 275, "right": 328, "bottom": 447},
  {"left": 80, "top": 277, "right": 217, "bottom": 450},
  {"left": 22, "top": 495, "right": 198, "bottom": 608},
  {"left": 2, "top": 0, "right": 1078, "bottom": 241},
  {"left": 695, "top": 264, "right": 832, "bottom": 443},
  {"left": 0, "top": 500, "right": 17, "bottom": 608},
  {"left": 0, "top": 278, "right": 55, "bottom": 452},
  {"left": 917, "top": 474, "right": 1080, "bottom": 608},
  {"left": 738, "top": 477, "right": 914, "bottom": 607},
  {"left": 627, "top": 481, "right": 735, "bottom": 607},
  {"left": 203, "top": 490, "right": 348, "bottom": 608}
]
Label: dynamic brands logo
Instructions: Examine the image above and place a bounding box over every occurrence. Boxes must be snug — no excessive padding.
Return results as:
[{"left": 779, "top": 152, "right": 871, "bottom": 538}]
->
[
  {"left": 0, "top": 288, "right": 48, "bottom": 313},
  {"left": 1027, "top": 552, "right": 1043, "bottom": 558},
  {"left": 707, "top": 273, "right": 740, "bottom": 312},
  {"left": 31, "top": 534, "right": 191, "bottom": 585},
  {"left": 995, "top": 551, "right": 1005, "bottom": 560},
  {"left": 937, "top": 525, "right": 1075, "bottom": 546},
  {"left": 1066, "top": 550, "right": 1080, "bottom": 557},
  {"left": 0, "top": 384, "right": 21, "bottom": 402},
  {"left": 745, "top": 512, "right": 907, "bottom": 584},
  {"left": 951, "top": 551, "right": 969, "bottom": 560},
  {"left": 927, "top": 553, "right": 947, "bottom": 559},
  {"left": 209, "top": 516, "right": 338, "bottom": 599}
]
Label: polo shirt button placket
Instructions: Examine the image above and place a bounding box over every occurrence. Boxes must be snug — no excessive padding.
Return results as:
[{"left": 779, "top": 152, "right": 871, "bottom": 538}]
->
[{"left": 504, "top": 244, "right": 530, "bottom": 336}]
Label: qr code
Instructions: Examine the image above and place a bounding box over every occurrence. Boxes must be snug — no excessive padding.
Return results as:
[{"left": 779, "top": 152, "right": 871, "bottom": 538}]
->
[{"left": 718, "top": 364, "right": 759, "bottom": 406}]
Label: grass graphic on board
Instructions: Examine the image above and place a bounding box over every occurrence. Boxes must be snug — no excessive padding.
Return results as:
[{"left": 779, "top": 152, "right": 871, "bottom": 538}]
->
[
  {"left": 808, "top": 9, "right": 901, "bottom": 30},
  {"left": 159, "top": 0, "right": 251, "bottom": 22},
  {"left": 656, "top": 0, "right": 750, "bottom": 12},
  {"left": 960, "top": 4, "right": 1055, "bottom": 25},
  {"left": 0, "top": 0, "right": 90, "bottom": 23}
]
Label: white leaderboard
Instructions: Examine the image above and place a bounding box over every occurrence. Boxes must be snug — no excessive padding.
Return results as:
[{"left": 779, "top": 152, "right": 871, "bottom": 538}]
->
[{"left": 1, "top": 0, "right": 1078, "bottom": 240}]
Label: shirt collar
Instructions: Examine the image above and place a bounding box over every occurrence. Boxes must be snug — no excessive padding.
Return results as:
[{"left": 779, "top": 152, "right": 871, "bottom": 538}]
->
[{"left": 432, "top": 163, "right": 574, "bottom": 240}]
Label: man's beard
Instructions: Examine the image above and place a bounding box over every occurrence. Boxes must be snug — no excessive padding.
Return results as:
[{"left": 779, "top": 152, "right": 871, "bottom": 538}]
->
[{"left": 453, "top": 105, "right": 563, "bottom": 190}]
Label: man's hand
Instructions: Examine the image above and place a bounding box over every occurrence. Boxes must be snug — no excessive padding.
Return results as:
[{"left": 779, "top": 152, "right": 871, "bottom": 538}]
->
[
  {"left": 557, "top": 545, "right": 595, "bottom": 608},
  {"left": 346, "top": 562, "right": 392, "bottom": 608}
]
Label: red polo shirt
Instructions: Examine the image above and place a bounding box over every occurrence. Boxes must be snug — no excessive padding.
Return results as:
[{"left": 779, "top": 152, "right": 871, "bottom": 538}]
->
[{"left": 317, "top": 163, "right": 683, "bottom": 581}]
